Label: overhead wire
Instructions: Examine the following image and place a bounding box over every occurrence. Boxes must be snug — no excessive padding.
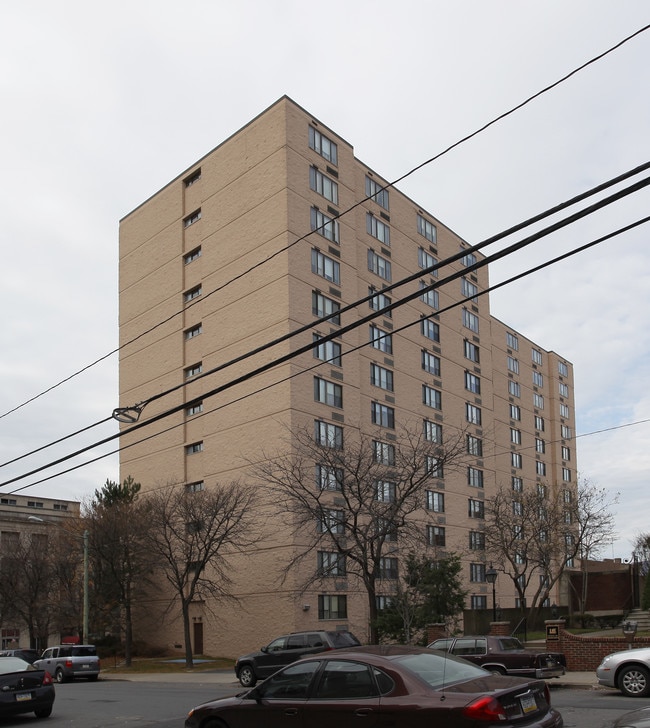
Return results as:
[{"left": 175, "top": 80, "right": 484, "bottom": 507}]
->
[{"left": 2, "top": 22, "right": 648, "bottom": 422}]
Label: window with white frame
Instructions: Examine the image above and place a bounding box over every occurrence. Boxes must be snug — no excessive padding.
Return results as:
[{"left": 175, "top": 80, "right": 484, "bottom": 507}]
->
[
  {"left": 311, "top": 207, "right": 340, "bottom": 244},
  {"left": 506, "top": 332, "right": 519, "bottom": 350},
  {"left": 558, "top": 361, "right": 569, "bottom": 376},
  {"left": 533, "top": 371, "right": 544, "bottom": 387},
  {"left": 309, "top": 127, "right": 338, "bottom": 164},
  {"left": 369, "top": 324, "right": 393, "bottom": 354},
  {"left": 421, "top": 350, "right": 441, "bottom": 376},
  {"left": 423, "top": 385, "right": 442, "bottom": 410},
  {"left": 186, "top": 402, "right": 203, "bottom": 416},
  {"left": 311, "top": 249, "right": 341, "bottom": 284},
  {"left": 533, "top": 393, "right": 544, "bottom": 409},
  {"left": 562, "top": 468, "right": 571, "bottom": 482},
  {"left": 310, "top": 166, "right": 338, "bottom": 204},
  {"left": 511, "top": 428, "right": 521, "bottom": 445},
  {"left": 535, "top": 415, "right": 545, "bottom": 431},
  {"left": 562, "top": 446, "right": 571, "bottom": 461},
  {"left": 368, "top": 249, "right": 392, "bottom": 281},
  {"left": 511, "top": 452, "right": 522, "bottom": 468},
  {"left": 315, "top": 420, "right": 343, "bottom": 449},
  {"left": 510, "top": 404, "right": 521, "bottom": 420},
  {"left": 314, "top": 377, "right": 343, "bottom": 407},
  {"left": 312, "top": 291, "right": 341, "bottom": 324},
  {"left": 560, "top": 403, "right": 570, "bottom": 418},
  {"left": 536, "top": 461, "right": 546, "bottom": 476},
  {"left": 371, "top": 363, "right": 394, "bottom": 391},
  {"left": 366, "top": 213, "right": 390, "bottom": 245},
  {"left": 371, "top": 402, "right": 395, "bottom": 428},
  {"left": 532, "top": 348, "right": 543, "bottom": 365},
  {"left": 559, "top": 382, "right": 569, "bottom": 397},
  {"left": 313, "top": 335, "right": 341, "bottom": 366},
  {"left": 421, "top": 318, "right": 440, "bottom": 342},
  {"left": 507, "top": 356, "right": 519, "bottom": 374},
  {"left": 365, "top": 175, "right": 389, "bottom": 209},
  {"left": 508, "top": 380, "right": 521, "bottom": 397}
]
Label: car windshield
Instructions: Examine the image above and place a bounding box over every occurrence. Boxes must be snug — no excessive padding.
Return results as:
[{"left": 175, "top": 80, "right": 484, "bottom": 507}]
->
[
  {"left": 0, "top": 657, "right": 31, "bottom": 674},
  {"left": 396, "top": 652, "right": 489, "bottom": 688},
  {"left": 71, "top": 646, "right": 96, "bottom": 657}
]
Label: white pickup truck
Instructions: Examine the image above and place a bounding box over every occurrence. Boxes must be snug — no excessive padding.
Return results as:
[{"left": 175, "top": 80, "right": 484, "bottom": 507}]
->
[{"left": 33, "top": 644, "right": 100, "bottom": 683}]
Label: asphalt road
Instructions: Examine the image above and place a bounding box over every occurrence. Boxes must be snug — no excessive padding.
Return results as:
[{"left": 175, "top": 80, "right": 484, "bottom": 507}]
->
[{"left": 3, "top": 678, "right": 647, "bottom": 727}]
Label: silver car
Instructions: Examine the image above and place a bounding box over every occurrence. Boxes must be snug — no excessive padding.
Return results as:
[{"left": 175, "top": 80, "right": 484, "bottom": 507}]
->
[{"left": 596, "top": 647, "right": 650, "bottom": 697}]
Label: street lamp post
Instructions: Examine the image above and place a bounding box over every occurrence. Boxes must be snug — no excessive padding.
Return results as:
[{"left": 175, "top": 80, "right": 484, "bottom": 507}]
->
[
  {"left": 485, "top": 564, "right": 498, "bottom": 622},
  {"left": 83, "top": 530, "right": 89, "bottom": 644}
]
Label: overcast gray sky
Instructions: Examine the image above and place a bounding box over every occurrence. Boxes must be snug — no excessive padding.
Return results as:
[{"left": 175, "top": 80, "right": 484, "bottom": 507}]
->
[{"left": 1, "top": 1, "right": 648, "bottom": 559}]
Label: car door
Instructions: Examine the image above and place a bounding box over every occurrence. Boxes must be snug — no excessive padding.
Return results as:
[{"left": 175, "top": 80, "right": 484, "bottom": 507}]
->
[
  {"left": 303, "top": 659, "right": 381, "bottom": 728},
  {"left": 36, "top": 648, "right": 56, "bottom": 673},
  {"left": 256, "top": 636, "right": 289, "bottom": 678}
]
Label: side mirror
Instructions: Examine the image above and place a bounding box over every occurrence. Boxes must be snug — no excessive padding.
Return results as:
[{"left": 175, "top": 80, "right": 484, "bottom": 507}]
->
[{"left": 261, "top": 646, "right": 268, "bottom": 653}]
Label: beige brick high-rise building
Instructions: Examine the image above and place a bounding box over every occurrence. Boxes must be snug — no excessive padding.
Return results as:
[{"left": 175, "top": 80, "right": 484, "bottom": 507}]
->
[{"left": 118, "top": 96, "right": 576, "bottom": 657}]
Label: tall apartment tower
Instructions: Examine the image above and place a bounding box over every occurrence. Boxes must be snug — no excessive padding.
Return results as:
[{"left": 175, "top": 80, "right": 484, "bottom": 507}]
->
[{"left": 118, "top": 96, "right": 576, "bottom": 657}]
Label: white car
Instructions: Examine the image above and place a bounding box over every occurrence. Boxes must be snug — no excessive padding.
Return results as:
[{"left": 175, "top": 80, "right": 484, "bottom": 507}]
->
[{"left": 596, "top": 646, "right": 650, "bottom": 697}]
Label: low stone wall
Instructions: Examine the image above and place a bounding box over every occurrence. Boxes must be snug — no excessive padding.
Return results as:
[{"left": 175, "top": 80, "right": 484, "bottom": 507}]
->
[{"left": 546, "top": 621, "right": 650, "bottom": 671}]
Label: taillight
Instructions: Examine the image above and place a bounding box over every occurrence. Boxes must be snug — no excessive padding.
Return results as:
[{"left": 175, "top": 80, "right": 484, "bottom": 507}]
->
[
  {"left": 42, "top": 671, "right": 53, "bottom": 686},
  {"left": 544, "top": 683, "right": 551, "bottom": 705},
  {"left": 65, "top": 659, "right": 73, "bottom": 668},
  {"left": 462, "top": 695, "right": 507, "bottom": 722}
]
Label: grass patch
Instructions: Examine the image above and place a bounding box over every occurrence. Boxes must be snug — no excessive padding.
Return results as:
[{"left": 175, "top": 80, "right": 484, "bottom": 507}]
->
[{"left": 102, "top": 656, "right": 235, "bottom": 674}]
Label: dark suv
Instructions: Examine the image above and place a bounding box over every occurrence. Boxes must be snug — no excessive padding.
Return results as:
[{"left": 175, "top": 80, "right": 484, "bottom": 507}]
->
[{"left": 234, "top": 630, "right": 360, "bottom": 686}]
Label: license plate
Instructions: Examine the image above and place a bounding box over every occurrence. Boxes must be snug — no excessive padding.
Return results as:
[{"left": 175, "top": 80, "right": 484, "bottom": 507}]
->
[
  {"left": 16, "top": 692, "right": 32, "bottom": 702},
  {"left": 82, "top": 663, "right": 90, "bottom": 669},
  {"left": 520, "top": 693, "right": 537, "bottom": 714}
]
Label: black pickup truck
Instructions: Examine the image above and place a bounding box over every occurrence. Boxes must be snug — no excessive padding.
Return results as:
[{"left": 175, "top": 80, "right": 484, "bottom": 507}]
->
[{"left": 428, "top": 635, "right": 566, "bottom": 679}]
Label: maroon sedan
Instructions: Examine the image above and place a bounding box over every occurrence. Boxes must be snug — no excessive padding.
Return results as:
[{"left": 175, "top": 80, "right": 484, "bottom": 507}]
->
[{"left": 185, "top": 645, "right": 563, "bottom": 727}]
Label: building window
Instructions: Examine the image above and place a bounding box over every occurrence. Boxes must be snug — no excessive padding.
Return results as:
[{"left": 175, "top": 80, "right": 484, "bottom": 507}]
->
[
  {"left": 468, "top": 467, "right": 484, "bottom": 488},
  {"left": 366, "top": 213, "right": 390, "bottom": 245},
  {"left": 468, "top": 498, "right": 485, "bottom": 518},
  {"left": 507, "top": 356, "right": 519, "bottom": 374},
  {"left": 508, "top": 381, "right": 521, "bottom": 397},
  {"left": 184, "top": 169, "right": 201, "bottom": 187},
  {"left": 184, "top": 285, "right": 202, "bottom": 302},
  {"left": 427, "top": 525, "right": 446, "bottom": 547},
  {"left": 510, "top": 404, "right": 521, "bottom": 420},
  {"left": 373, "top": 440, "right": 395, "bottom": 465},
  {"left": 462, "top": 309, "right": 479, "bottom": 333},
  {"left": 511, "top": 428, "right": 521, "bottom": 445},
  {"left": 312, "top": 249, "right": 341, "bottom": 284},
  {"left": 426, "top": 456, "right": 443, "bottom": 479},
  {"left": 563, "top": 489, "right": 573, "bottom": 503},
  {"left": 469, "top": 531, "right": 485, "bottom": 551},
  {"left": 423, "top": 385, "right": 442, "bottom": 410},
  {"left": 371, "top": 402, "right": 395, "bottom": 428},
  {"left": 464, "top": 340, "right": 480, "bottom": 363},
  {"left": 559, "top": 382, "right": 569, "bottom": 397},
  {"left": 536, "top": 461, "right": 546, "bottom": 476},
  {"left": 314, "top": 377, "right": 343, "bottom": 408},
  {"left": 183, "top": 209, "right": 201, "bottom": 227},
  {"left": 313, "top": 335, "right": 342, "bottom": 366},
  {"left": 417, "top": 214, "right": 437, "bottom": 244},
  {"left": 369, "top": 325, "right": 393, "bottom": 354},
  {"left": 53, "top": 503, "right": 68, "bottom": 511},
  {"left": 317, "top": 464, "right": 344, "bottom": 491},
  {"left": 183, "top": 247, "right": 201, "bottom": 265},
  {"left": 419, "top": 282, "right": 439, "bottom": 309},
  {"left": 560, "top": 403, "right": 570, "bottom": 418},
  {"left": 184, "top": 324, "right": 202, "bottom": 339},
  {"left": 562, "top": 468, "right": 572, "bottom": 482},
  {"left": 315, "top": 421, "right": 344, "bottom": 449},
  {"left": 368, "top": 249, "right": 392, "bottom": 281},
  {"left": 318, "top": 509, "right": 345, "bottom": 534},
  {"left": 318, "top": 594, "right": 347, "bottom": 620},
  {"left": 423, "top": 420, "right": 443, "bottom": 443},
  {"left": 378, "top": 557, "right": 398, "bottom": 580},
  {"left": 533, "top": 393, "right": 544, "bottom": 409},
  {"left": 418, "top": 247, "right": 438, "bottom": 274},
  {"left": 532, "top": 348, "right": 543, "bottom": 365},
  {"left": 462, "top": 250, "right": 477, "bottom": 267},
  {"left": 368, "top": 287, "right": 392, "bottom": 317},
  {"left": 535, "top": 415, "right": 545, "bottom": 431},
  {"left": 184, "top": 362, "right": 202, "bottom": 379},
  {"left": 511, "top": 452, "right": 522, "bottom": 468},
  {"left": 512, "top": 476, "right": 523, "bottom": 492},
  {"left": 533, "top": 371, "right": 544, "bottom": 387},
  {"left": 506, "top": 332, "right": 519, "bottom": 350},
  {"left": 465, "top": 372, "right": 481, "bottom": 394},
  {"left": 376, "top": 595, "right": 393, "bottom": 610},
  {"left": 185, "top": 481, "right": 205, "bottom": 493},
  {"left": 185, "top": 441, "right": 203, "bottom": 455},
  {"left": 421, "top": 319, "right": 440, "bottom": 342},
  {"left": 309, "top": 127, "right": 338, "bottom": 164},
  {"left": 371, "top": 363, "right": 394, "bottom": 391},
  {"left": 421, "top": 350, "right": 441, "bottom": 376},
  {"left": 461, "top": 278, "right": 478, "bottom": 302},
  {"left": 467, "top": 435, "right": 483, "bottom": 456},
  {"left": 312, "top": 291, "right": 341, "bottom": 324},
  {"left": 310, "top": 166, "right": 338, "bottom": 204},
  {"left": 537, "top": 483, "right": 547, "bottom": 498},
  {"left": 512, "top": 500, "right": 523, "bottom": 516},
  {"left": 318, "top": 551, "right": 346, "bottom": 577},
  {"left": 558, "top": 361, "right": 569, "bottom": 376},
  {"left": 535, "top": 438, "right": 546, "bottom": 454},
  {"left": 426, "top": 490, "right": 445, "bottom": 513},
  {"left": 311, "top": 207, "right": 340, "bottom": 244},
  {"left": 466, "top": 403, "right": 482, "bottom": 425},
  {"left": 561, "top": 425, "right": 572, "bottom": 438},
  {"left": 375, "top": 480, "right": 397, "bottom": 503},
  {"left": 471, "top": 595, "right": 487, "bottom": 610},
  {"left": 470, "top": 563, "right": 486, "bottom": 582},
  {"left": 365, "top": 175, "right": 389, "bottom": 209},
  {"left": 186, "top": 402, "right": 203, "bottom": 416},
  {"left": 513, "top": 524, "right": 524, "bottom": 540},
  {"left": 562, "top": 446, "right": 571, "bottom": 461}
]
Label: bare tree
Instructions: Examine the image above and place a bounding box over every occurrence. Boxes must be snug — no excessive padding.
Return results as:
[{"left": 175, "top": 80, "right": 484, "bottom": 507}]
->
[
  {"left": 142, "top": 483, "right": 255, "bottom": 668},
  {"left": 256, "top": 423, "right": 467, "bottom": 643}
]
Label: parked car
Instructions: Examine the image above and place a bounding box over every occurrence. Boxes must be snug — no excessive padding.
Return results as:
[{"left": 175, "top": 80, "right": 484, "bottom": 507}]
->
[
  {"left": 33, "top": 644, "right": 100, "bottom": 683},
  {"left": 234, "top": 630, "right": 360, "bottom": 687},
  {"left": 427, "top": 635, "right": 566, "bottom": 679},
  {"left": 0, "top": 648, "right": 40, "bottom": 664},
  {"left": 614, "top": 706, "right": 650, "bottom": 727},
  {"left": 187, "top": 645, "right": 563, "bottom": 728},
  {"left": 0, "top": 656, "right": 55, "bottom": 719},
  {"left": 596, "top": 646, "right": 650, "bottom": 697}
]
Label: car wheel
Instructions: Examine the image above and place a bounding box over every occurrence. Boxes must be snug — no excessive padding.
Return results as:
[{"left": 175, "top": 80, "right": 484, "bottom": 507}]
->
[
  {"left": 34, "top": 706, "right": 53, "bottom": 718},
  {"left": 238, "top": 664, "right": 257, "bottom": 687},
  {"left": 55, "top": 668, "right": 67, "bottom": 684},
  {"left": 619, "top": 665, "right": 650, "bottom": 697},
  {"left": 489, "top": 667, "right": 507, "bottom": 676}
]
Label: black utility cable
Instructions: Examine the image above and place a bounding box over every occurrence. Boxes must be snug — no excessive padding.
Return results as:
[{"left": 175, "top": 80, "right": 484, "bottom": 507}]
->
[{"left": 2, "top": 23, "right": 647, "bottom": 422}]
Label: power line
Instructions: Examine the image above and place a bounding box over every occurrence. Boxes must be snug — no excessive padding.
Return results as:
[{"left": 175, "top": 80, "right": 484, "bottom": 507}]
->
[{"left": 3, "top": 22, "right": 648, "bottom": 422}]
